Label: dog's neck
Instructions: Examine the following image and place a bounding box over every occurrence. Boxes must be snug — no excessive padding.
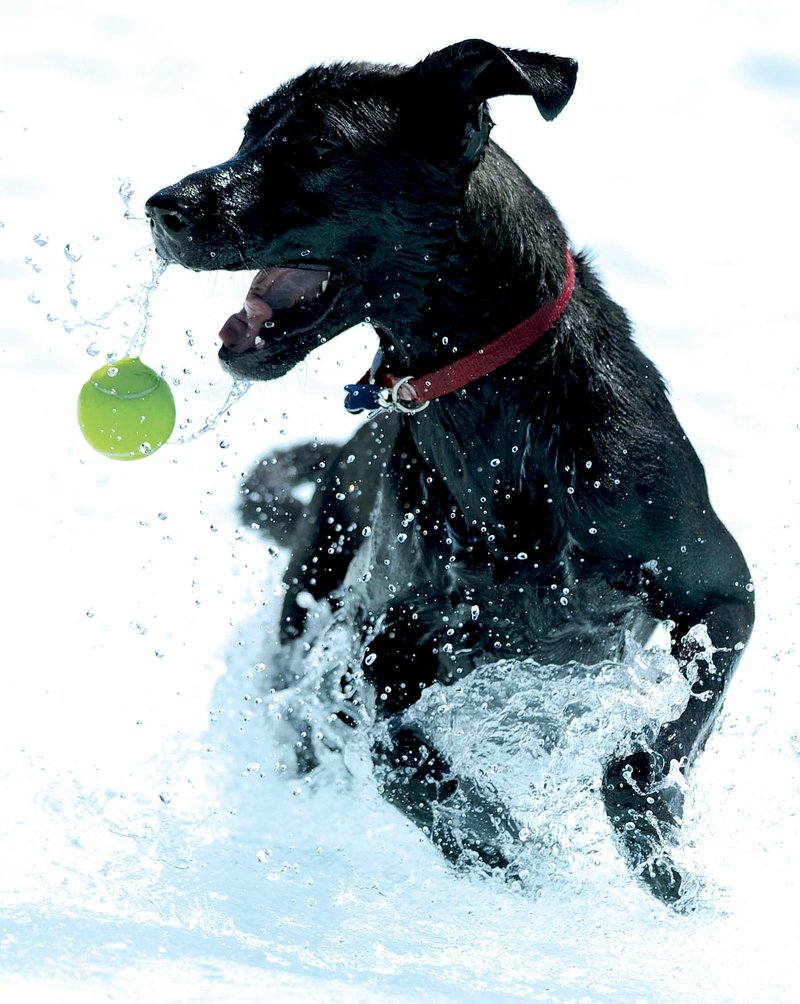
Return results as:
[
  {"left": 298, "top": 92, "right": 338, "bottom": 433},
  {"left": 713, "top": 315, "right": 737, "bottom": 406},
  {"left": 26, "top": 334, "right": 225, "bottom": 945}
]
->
[
  {"left": 359, "top": 144, "right": 579, "bottom": 534},
  {"left": 374, "top": 142, "right": 572, "bottom": 381}
]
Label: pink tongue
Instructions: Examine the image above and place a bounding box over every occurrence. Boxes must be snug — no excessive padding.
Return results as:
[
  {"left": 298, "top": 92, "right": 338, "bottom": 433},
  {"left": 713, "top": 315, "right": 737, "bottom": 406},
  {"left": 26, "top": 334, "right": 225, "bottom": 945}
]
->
[
  {"left": 219, "top": 271, "right": 276, "bottom": 354},
  {"left": 218, "top": 267, "right": 329, "bottom": 354}
]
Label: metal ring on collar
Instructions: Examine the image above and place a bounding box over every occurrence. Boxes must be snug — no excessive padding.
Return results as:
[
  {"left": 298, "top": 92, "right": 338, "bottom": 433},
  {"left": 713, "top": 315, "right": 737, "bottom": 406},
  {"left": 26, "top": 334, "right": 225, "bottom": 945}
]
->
[{"left": 378, "top": 376, "right": 430, "bottom": 414}]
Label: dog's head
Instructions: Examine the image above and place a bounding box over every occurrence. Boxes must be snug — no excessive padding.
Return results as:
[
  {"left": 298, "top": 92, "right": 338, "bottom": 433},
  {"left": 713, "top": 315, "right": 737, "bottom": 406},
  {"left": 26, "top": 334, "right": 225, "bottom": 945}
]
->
[{"left": 145, "top": 40, "right": 577, "bottom": 381}]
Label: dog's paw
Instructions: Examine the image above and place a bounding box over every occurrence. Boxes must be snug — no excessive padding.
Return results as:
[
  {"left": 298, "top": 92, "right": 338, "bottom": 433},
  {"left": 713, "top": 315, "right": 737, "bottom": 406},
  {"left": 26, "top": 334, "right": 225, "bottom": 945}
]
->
[
  {"left": 602, "top": 748, "right": 691, "bottom": 907},
  {"left": 374, "top": 722, "right": 525, "bottom": 875},
  {"left": 614, "top": 813, "right": 686, "bottom": 905}
]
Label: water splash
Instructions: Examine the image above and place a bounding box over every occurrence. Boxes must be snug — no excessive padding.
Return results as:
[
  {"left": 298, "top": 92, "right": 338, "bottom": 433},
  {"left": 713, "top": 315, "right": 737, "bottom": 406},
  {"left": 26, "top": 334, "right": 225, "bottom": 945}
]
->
[
  {"left": 117, "top": 177, "right": 140, "bottom": 221},
  {"left": 123, "top": 250, "right": 169, "bottom": 359},
  {"left": 170, "top": 378, "right": 251, "bottom": 445},
  {"left": 52, "top": 240, "right": 166, "bottom": 352},
  {"left": 410, "top": 645, "right": 690, "bottom": 797},
  {"left": 256, "top": 592, "right": 694, "bottom": 895}
]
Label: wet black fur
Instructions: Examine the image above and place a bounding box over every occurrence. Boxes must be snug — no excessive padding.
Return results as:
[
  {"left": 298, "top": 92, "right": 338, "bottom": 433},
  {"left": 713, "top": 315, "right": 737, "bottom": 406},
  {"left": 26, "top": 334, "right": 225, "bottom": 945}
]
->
[{"left": 146, "top": 41, "right": 754, "bottom": 904}]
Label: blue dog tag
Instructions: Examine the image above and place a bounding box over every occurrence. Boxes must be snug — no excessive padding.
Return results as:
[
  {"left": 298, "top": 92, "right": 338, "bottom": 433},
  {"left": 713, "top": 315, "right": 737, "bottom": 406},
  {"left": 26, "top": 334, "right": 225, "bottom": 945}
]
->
[{"left": 344, "top": 382, "right": 382, "bottom": 414}]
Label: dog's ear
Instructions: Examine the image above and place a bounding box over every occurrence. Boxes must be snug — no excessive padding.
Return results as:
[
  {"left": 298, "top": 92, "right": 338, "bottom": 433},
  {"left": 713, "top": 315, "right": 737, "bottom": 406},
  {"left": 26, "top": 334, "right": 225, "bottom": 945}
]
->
[
  {"left": 407, "top": 39, "right": 577, "bottom": 162},
  {"left": 416, "top": 40, "right": 578, "bottom": 121}
]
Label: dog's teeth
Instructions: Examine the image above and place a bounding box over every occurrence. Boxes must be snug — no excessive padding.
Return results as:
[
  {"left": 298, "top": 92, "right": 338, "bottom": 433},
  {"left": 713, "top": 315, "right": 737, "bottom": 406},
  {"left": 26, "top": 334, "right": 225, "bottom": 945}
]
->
[{"left": 320, "top": 278, "right": 329, "bottom": 294}]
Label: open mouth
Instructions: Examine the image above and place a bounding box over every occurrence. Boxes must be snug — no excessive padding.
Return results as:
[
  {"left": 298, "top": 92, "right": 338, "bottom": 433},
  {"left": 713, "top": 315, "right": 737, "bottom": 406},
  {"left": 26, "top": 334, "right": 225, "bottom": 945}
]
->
[{"left": 218, "top": 264, "right": 335, "bottom": 355}]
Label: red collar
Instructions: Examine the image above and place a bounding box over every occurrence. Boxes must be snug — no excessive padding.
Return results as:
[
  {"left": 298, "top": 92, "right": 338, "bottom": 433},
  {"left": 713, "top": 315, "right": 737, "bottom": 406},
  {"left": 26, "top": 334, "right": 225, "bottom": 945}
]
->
[{"left": 345, "top": 250, "right": 576, "bottom": 414}]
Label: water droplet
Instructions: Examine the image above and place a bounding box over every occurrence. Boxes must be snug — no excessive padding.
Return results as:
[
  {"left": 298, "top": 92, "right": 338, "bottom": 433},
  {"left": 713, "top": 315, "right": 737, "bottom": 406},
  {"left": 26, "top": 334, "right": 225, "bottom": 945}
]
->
[
  {"left": 300, "top": 249, "right": 311, "bottom": 257},
  {"left": 33, "top": 233, "right": 49, "bottom": 247},
  {"left": 490, "top": 458, "right": 500, "bottom": 468},
  {"left": 246, "top": 761, "right": 261, "bottom": 773},
  {"left": 392, "top": 292, "right": 400, "bottom": 300},
  {"left": 397, "top": 532, "right": 408, "bottom": 543},
  {"left": 64, "top": 243, "right": 83, "bottom": 262},
  {"left": 470, "top": 604, "right": 480, "bottom": 621},
  {"left": 588, "top": 527, "right": 598, "bottom": 535},
  {"left": 107, "top": 366, "right": 119, "bottom": 377},
  {"left": 361, "top": 526, "right": 372, "bottom": 538},
  {"left": 159, "top": 791, "right": 172, "bottom": 804},
  {"left": 86, "top": 342, "right": 100, "bottom": 357},
  {"left": 219, "top": 440, "right": 230, "bottom": 449},
  {"left": 516, "top": 552, "right": 528, "bottom": 560},
  {"left": 365, "top": 652, "right": 377, "bottom": 666}
]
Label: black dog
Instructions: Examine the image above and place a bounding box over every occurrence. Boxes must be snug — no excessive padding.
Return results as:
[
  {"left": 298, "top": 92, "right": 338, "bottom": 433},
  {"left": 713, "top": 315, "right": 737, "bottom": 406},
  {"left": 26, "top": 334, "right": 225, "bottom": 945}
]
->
[{"left": 146, "top": 40, "right": 754, "bottom": 904}]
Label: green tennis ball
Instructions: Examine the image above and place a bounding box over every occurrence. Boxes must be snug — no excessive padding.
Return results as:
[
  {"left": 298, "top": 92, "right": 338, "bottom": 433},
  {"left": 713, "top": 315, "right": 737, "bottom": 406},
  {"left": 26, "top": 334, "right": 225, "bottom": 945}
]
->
[{"left": 77, "top": 356, "right": 176, "bottom": 461}]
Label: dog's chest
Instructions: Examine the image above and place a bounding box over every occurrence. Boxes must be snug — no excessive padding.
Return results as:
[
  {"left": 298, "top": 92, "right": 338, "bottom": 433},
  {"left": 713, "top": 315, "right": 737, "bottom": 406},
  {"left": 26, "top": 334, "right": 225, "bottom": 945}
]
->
[{"left": 351, "top": 447, "right": 565, "bottom": 599}]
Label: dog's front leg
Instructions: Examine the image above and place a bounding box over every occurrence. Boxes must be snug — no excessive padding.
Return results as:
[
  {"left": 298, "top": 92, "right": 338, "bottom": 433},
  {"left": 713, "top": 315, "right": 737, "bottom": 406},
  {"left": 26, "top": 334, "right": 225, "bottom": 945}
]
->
[
  {"left": 602, "top": 748, "right": 686, "bottom": 903},
  {"left": 363, "top": 600, "right": 525, "bottom": 874},
  {"left": 374, "top": 718, "right": 524, "bottom": 871},
  {"left": 603, "top": 579, "right": 754, "bottom": 904}
]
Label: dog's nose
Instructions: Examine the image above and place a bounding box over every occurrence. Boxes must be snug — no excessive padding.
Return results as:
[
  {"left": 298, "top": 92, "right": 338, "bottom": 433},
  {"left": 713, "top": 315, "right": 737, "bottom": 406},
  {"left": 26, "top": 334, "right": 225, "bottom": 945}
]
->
[{"left": 145, "top": 191, "right": 191, "bottom": 234}]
